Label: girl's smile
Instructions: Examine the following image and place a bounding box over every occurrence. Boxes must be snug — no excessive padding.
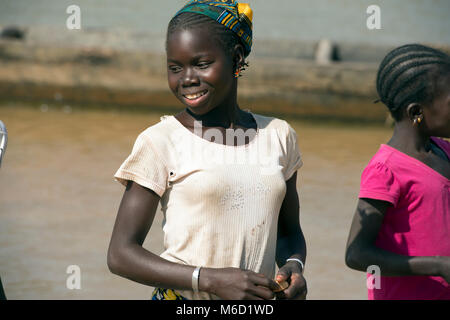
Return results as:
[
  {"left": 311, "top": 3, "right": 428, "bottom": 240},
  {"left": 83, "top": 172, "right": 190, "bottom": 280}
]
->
[{"left": 181, "top": 89, "right": 210, "bottom": 107}]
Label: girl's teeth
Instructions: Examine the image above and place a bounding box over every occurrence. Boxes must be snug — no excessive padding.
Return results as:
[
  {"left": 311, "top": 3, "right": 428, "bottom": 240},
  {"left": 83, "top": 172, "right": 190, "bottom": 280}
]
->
[{"left": 185, "top": 91, "right": 206, "bottom": 100}]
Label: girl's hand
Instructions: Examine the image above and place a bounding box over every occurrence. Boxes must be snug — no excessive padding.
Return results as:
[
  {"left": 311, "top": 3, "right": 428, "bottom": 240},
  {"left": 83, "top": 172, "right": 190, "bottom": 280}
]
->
[
  {"left": 203, "top": 268, "right": 278, "bottom": 300},
  {"left": 275, "top": 261, "right": 307, "bottom": 300},
  {"left": 437, "top": 256, "right": 450, "bottom": 284}
]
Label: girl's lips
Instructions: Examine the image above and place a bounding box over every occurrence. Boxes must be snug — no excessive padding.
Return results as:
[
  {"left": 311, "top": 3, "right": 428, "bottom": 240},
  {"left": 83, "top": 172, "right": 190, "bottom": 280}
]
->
[{"left": 181, "top": 90, "right": 209, "bottom": 107}]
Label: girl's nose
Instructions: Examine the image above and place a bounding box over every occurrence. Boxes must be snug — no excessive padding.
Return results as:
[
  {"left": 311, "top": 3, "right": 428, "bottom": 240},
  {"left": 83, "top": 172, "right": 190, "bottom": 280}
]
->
[{"left": 181, "top": 68, "right": 200, "bottom": 87}]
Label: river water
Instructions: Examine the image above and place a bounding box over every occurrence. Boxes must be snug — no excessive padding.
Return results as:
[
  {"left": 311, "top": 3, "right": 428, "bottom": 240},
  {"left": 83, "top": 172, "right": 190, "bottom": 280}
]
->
[
  {"left": 0, "top": 103, "right": 394, "bottom": 299},
  {"left": 1, "top": 0, "right": 449, "bottom": 45}
]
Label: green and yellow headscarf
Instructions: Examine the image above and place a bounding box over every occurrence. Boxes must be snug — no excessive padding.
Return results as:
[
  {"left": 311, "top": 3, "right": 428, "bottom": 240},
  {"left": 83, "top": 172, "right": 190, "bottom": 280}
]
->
[{"left": 174, "top": 0, "right": 253, "bottom": 56}]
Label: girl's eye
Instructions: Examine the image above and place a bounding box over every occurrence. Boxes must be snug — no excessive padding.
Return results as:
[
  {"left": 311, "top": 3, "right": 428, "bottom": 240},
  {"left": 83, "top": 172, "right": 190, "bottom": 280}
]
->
[
  {"left": 197, "top": 62, "right": 211, "bottom": 69},
  {"left": 168, "top": 65, "right": 182, "bottom": 73}
]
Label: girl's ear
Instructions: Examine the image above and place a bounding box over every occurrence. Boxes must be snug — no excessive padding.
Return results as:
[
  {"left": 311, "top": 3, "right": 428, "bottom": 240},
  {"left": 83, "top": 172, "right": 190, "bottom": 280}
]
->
[
  {"left": 406, "top": 103, "right": 423, "bottom": 122},
  {"left": 232, "top": 43, "right": 245, "bottom": 70}
]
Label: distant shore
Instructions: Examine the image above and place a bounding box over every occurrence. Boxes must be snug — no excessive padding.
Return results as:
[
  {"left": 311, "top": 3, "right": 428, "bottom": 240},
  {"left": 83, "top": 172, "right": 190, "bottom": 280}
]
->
[{"left": 1, "top": 25, "right": 449, "bottom": 122}]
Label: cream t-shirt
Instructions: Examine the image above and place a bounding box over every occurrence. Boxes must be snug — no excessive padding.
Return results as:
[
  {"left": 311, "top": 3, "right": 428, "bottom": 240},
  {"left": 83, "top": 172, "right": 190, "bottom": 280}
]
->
[{"left": 114, "top": 112, "right": 303, "bottom": 300}]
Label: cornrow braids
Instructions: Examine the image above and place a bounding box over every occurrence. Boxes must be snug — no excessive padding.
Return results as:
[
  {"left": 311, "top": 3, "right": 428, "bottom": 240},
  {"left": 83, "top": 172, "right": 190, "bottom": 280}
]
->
[
  {"left": 376, "top": 44, "right": 450, "bottom": 121},
  {"left": 166, "top": 12, "right": 248, "bottom": 70}
]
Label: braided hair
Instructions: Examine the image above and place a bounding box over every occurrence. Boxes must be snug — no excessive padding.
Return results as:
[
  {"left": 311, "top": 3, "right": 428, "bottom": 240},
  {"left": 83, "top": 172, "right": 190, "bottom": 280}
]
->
[
  {"left": 376, "top": 44, "right": 450, "bottom": 121},
  {"left": 166, "top": 12, "right": 249, "bottom": 69}
]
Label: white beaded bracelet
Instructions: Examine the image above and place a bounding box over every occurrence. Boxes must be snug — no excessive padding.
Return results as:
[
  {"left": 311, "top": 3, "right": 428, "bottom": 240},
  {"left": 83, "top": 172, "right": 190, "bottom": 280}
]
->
[
  {"left": 192, "top": 266, "right": 201, "bottom": 293},
  {"left": 286, "top": 258, "right": 305, "bottom": 273}
]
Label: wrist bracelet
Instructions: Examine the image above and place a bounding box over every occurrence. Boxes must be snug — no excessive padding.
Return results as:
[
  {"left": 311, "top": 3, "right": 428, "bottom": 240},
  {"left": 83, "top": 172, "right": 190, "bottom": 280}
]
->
[
  {"left": 286, "top": 258, "right": 305, "bottom": 273},
  {"left": 192, "top": 266, "right": 201, "bottom": 293}
]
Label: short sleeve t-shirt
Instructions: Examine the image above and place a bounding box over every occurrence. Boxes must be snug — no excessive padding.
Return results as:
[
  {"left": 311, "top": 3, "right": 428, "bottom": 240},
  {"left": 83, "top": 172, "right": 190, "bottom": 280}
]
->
[
  {"left": 114, "top": 113, "right": 303, "bottom": 299},
  {"left": 359, "top": 137, "right": 450, "bottom": 300}
]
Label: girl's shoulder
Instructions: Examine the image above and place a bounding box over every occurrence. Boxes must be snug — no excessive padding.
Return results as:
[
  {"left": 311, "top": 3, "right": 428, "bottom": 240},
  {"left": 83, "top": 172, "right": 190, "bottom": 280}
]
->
[
  {"left": 251, "top": 113, "right": 296, "bottom": 135},
  {"left": 368, "top": 144, "right": 396, "bottom": 163},
  {"left": 132, "top": 115, "right": 181, "bottom": 154},
  {"left": 363, "top": 144, "right": 402, "bottom": 176},
  {"left": 138, "top": 115, "right": 178, "bottom": 138}
]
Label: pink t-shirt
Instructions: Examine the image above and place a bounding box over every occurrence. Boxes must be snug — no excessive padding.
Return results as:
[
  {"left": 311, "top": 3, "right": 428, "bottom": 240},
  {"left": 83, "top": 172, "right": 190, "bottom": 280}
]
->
[{"left": 359, "top": 137, "right": 450, "bottom": 300}]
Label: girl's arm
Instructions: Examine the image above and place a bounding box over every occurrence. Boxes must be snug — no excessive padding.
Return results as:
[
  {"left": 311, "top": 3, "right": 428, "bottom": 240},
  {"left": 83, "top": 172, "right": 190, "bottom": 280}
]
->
[
  {"left": 275, "top": 172, "right": 308, "bottom": 299},
  {"left": 107, "top": 181, "right": 278, "bottom": 299},
  {"left": 345, "top": 198, "right": 450, "bottom": 283}
]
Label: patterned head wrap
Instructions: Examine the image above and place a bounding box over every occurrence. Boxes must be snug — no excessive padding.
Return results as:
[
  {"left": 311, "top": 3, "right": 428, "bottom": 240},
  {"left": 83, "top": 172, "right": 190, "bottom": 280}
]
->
[{"left": 174, "top": 0, "right": 253, "bottom": 56}]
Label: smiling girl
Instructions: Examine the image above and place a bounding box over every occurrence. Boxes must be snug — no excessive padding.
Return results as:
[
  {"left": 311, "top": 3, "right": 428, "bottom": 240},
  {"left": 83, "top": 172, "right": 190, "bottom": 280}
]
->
[{"left": 107, "top": 0, "right": 307, "bottom": 300}]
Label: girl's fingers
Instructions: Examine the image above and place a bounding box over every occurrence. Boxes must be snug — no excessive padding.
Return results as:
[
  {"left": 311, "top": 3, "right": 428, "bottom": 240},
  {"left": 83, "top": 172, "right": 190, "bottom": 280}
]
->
[
  {"left": 275, "top": 290, "right": 287, "bottom": 300},
  {"left": 288, "top": 285, "right": 307, "bottom": 299},
  {"left": 279, "top": 273, "right": 307, "bottom": 299},
  {"left": 291, "top": 286, "right": 307, "bottom": 300},
  {"left": 252, "top": 273, "right": 279, "bottom": 292},
  {"left": 251, "top": 285, "right": 275, "bottom": 300},
  {"left": 276, "top": 270, "right": 290, "bottom": 282},
  {"left": 285, "top": 284, "right": 307, "bottom": 299},
  {"left": 249, "top": 273, "right": 277, "bottom": 299},
  {"left": 273, "top": 279, "right": 289, "bottom": 293}
]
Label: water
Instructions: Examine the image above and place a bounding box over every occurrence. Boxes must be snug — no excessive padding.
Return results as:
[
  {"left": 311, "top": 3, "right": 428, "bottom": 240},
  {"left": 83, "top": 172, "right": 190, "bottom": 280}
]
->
[
  {"left": 0, "top": 103, "right": 393, "bottom": 299},
  {"left": 0, "top": 0, "right": 449, "bottom": 45}
]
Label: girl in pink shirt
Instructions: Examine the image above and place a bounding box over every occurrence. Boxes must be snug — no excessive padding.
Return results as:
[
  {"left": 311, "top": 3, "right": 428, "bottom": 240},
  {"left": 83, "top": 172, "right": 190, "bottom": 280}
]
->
[{"left": 345, "top": 44, "right": 450, "bottom": 300}]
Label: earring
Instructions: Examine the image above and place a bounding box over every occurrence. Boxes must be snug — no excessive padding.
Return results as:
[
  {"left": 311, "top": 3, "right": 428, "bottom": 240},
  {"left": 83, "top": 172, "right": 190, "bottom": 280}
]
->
[
  {"left": 234, "top": 66, "right": 242, "bottom": 78},
  {"left": 234, "top": 62, "right": 248, "bottom": 78}
]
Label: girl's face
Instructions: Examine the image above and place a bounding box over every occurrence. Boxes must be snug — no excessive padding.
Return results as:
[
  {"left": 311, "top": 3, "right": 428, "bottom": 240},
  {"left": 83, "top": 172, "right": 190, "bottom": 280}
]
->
[
  {"left": 423, "top": 78, "right": 450, "bottom": 138},
  {"left": 166, "top": 27, "right": 235, "bottom": 115}
]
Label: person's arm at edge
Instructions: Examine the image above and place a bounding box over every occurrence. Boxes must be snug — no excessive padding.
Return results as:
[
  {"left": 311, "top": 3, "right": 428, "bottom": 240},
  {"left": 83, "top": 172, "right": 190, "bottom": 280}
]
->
[{"left": 345, "top": 198, "right": 450, "bottom": 283}]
